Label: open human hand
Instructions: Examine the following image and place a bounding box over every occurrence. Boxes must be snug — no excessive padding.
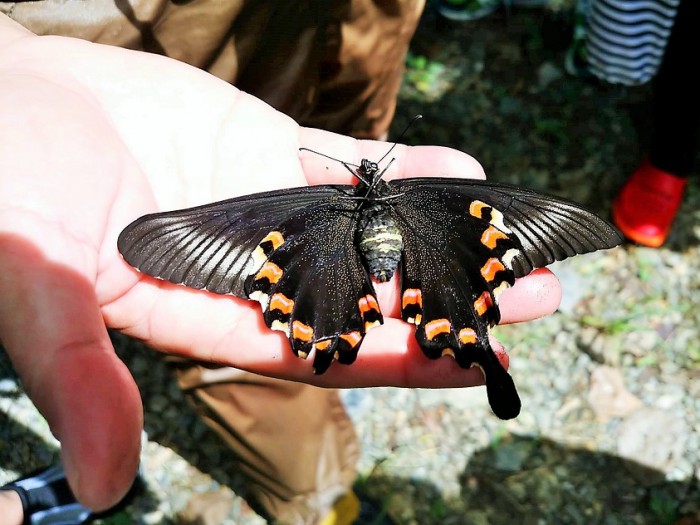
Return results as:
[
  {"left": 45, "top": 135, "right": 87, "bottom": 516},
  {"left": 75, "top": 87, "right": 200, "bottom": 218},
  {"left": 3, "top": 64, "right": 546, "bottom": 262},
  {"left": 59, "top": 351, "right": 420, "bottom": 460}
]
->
[{"left": 0, "top": 15, "right": 561, "bottom": 511}]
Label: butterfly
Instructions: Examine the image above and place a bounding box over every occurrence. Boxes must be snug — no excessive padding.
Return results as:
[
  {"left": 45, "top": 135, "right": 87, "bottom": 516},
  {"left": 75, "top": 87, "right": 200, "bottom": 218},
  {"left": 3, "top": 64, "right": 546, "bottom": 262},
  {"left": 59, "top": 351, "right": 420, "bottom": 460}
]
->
[{"left": 118, "top": 148, "right": 622, "bottom": 420}]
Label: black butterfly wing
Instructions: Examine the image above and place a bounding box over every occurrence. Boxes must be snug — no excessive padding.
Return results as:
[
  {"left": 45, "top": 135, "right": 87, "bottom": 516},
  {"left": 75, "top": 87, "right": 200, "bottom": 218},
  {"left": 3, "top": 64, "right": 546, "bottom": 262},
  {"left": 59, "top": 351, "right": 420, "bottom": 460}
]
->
[
  {"left": 388, "top": 178, "right": 620, "bottom": 419},
  {"left": 117, "top": 186, "right": 342, "bottom": 296},
  {"left": 244, "top": 201, "right": 382, "bottom": 373},
  {"left": 388, "top": 186, "right": 524, "bottom": 419},
  {"left": 392, "top": 178, "right": 623, "bottom": 277},
  {"left": 118, "top": 186, "right": 381, "bottom": 373}
]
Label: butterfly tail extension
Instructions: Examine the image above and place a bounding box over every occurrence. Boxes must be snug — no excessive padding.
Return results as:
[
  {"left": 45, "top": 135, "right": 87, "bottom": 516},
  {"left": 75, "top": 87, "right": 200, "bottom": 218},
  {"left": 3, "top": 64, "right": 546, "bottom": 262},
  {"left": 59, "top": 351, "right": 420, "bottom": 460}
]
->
[
  {"left": 411, "top": 313, "right": 521, "bottom": 419},
  {"left": 452, "top": 328, "right": 521, "bottom": 420},
  {"left": 478, "top": 347, "right": 522, "bottom": 420}
]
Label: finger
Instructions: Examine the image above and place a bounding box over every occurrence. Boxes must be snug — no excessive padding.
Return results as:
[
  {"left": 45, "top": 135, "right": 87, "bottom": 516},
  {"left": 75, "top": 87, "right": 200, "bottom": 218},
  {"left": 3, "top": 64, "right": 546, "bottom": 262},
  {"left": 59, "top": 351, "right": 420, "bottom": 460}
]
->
[
  {"left": 348, "top": 267, "right": 562, "bottom": 324},
  {"left": 498, "top": 268, "right": 562, "bottom": 324},
  {"left": 223, "top": 315, "right": 493, "bottom": 389},
  {"left": 302, "top": 318, "right": 503, "bottom": 389},
  {"left": 306, "top": 270, "right": 559, "bottom": 386},
  {"left": 389, "top": 144, "right": 486, "bottom": 181},
  {"left": 240, "top": 317, "right": 514, "bottom": 390},
  {"left": 0, "top": 237, "right": 142, "bottom": 511},
  {"left": 111, "top": 262, "right": 559, "bottom": 390},
  {"left": 0, "top": 12, "right": 34, "bottom": 43},
  {"left": 239, "top": 268, "right": 557, "bottom": 387},
  {"left": 109, "top": 276, "right": 480, "bottom": 388}
]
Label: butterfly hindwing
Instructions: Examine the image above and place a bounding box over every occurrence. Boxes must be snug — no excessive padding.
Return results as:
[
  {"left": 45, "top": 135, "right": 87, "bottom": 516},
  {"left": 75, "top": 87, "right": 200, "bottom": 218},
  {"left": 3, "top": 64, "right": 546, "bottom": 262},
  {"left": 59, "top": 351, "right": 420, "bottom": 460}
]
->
[
  {"left": 244, "top": 201, "right": 382, "bottom": 373},
  {"left": 118, "top": 185, "right": 385, "bottom": 373},
  {"left": 389, "top": 186, "right": 523, "bottom": 419}
]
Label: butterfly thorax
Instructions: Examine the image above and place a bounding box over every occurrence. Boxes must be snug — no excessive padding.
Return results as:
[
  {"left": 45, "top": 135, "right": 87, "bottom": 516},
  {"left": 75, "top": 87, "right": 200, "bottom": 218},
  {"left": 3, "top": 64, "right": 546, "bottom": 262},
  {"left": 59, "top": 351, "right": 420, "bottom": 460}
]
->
[
  {"left": 357, "top": 202, "right": 403, "bottom": 283},
  {"left": 352, "top": 159, "right": 403, "bottom": 282}
]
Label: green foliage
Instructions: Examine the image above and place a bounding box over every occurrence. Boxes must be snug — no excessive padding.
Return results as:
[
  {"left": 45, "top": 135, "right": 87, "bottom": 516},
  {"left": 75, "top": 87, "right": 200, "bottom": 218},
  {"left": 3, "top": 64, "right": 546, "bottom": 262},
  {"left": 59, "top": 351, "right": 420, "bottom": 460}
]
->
[
  {"left": 403, "top": 52, "right": 458, "bottom": 101},
  {"left": 648, "top": 489, "right": 680, "bottom": 525},
  {"left": 428, "top": 496, "right": 448, "bottom": 519}
]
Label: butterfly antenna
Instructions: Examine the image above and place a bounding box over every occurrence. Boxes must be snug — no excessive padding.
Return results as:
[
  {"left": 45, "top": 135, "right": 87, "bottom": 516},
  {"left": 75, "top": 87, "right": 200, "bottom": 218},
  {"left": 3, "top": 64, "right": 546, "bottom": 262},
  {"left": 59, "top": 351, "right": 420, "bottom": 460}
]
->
[
  {"left": 298, "top": 147, "right": 359, "bottom": 167},
  {"left": 298, "top": 147, "right": 362, "bottom": 180},
  {"left": 299, "top": 114, "right": 422, "bottom": 185},
  {"left": 375, "top": 114, "right": 422, "bottom": 165}
]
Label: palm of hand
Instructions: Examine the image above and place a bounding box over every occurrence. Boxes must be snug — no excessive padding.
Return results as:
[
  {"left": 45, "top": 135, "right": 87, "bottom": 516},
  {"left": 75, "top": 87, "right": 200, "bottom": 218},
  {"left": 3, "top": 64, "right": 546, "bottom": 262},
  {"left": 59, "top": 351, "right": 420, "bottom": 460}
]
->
[{"left": 0, "top": 16, "right": 561, "bottom": 510}]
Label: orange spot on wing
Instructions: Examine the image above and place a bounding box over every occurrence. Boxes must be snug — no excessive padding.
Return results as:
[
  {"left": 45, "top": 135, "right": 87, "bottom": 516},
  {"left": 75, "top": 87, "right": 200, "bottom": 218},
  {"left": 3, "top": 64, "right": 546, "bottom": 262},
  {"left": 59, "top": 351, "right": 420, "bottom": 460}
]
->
[
  {"left": 255, "top": 261, "right": 283, "bottom": 284},
  {"left": 480, "top": 226, "right": 508, "bottom": 249},
  {"left": 469, "top": 200, "right": 490, "bottom": 219},
  {"left": 314, "top": 339, "right": 333, "bottom": 351},
  {"left": 458, "top": 328, "right": 477, "bottom": 345},
  {"left": 261, "top": 231, "right": 285, "bottom": 250},
  {"left": 474, "top": 292, "right": 493, "bottom": 316},
  {"left": 424, "top": 318, "right": 451, "bottom": 340},
  {"left": 269, "top": 293, "right": 294, "bottom": 315},
  {"left": 480, "top": 257, "right": 506, "bottom": 282},
  {"left": 358, "top": 294, "right": 380, "bottom": 315},
  {"left": 340, "top": 331, "right": 363, "bottom": 349},
  {"left": 402, "top": 288, "right": 423, "bottom": 308},
  {"left": 292, "top": 321, "right": 313, "bottom": 342}
]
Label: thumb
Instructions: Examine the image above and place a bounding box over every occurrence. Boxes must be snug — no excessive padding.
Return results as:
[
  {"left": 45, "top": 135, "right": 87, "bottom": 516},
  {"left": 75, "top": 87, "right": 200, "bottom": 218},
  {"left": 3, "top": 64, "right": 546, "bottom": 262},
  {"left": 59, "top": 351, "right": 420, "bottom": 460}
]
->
[{"left": 0, "top": 235, "right": 142, "bottom": 511}]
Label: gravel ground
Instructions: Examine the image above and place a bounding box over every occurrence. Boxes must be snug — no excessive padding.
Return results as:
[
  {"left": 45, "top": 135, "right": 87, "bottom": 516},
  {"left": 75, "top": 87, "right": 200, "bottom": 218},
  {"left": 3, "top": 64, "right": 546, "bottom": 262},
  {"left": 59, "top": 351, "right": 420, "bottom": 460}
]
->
[{"left": 2, "top": 4, "right": 699, "bottom": 525}]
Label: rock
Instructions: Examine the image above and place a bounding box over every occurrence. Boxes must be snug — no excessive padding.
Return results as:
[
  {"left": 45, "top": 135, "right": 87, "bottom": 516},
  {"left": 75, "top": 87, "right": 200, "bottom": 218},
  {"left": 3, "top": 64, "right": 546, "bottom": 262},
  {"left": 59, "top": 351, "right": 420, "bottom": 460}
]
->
[
  {"left": 587, "top": 366, "right": 643, "bottom": 421},
  {"left": 617, "top": 407, "right": 688, "bottom": 484}
]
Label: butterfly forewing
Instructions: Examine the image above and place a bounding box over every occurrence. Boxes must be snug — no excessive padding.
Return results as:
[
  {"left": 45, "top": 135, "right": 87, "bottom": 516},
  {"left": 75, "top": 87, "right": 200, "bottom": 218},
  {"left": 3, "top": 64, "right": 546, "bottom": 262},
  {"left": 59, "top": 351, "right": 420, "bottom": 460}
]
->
[
  {"left": 117, "top": 186, "right": 345, "bottom": 296},
  {"left": 391, "top": 178, "right": 623, "bottom": 277}
]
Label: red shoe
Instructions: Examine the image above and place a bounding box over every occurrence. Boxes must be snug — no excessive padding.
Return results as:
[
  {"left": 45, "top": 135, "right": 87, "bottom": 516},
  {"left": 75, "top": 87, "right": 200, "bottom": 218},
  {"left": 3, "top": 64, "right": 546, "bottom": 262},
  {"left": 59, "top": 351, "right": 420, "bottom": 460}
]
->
[{"left": 612, "top": 161, "right": 687, "bottom": 247}]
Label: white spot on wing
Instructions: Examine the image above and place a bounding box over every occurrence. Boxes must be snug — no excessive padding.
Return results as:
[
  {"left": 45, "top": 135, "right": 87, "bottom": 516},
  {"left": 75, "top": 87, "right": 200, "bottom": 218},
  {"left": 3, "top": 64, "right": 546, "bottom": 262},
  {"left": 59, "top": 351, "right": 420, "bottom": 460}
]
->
[
  {"left": 249, "top": 290, "right": 270, "bottom": 311},
  {"left": 250, "top": 246, "right": 268, "bottom": 274},
  {"left": 271, "top": 320, "right": 290, "bottom": 337},
  {"left": 502, "top": 248, "right": 520, "bottom": 270},
  {"left": 489, "top": 208, "right": 512, "bottom": 234}
]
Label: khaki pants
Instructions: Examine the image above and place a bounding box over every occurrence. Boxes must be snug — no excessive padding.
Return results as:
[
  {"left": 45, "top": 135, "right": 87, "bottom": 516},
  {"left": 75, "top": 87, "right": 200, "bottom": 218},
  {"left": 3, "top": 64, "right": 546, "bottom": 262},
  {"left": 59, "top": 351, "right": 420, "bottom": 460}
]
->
[
  {"left": 3, "top": 0, "right": 424, "bottom": 521},
  {"left": 173, "top": 362, "right": 360, "bottom": 524},
  {"left": 3, "top": 0, "right": 423, "bottom": 138}
]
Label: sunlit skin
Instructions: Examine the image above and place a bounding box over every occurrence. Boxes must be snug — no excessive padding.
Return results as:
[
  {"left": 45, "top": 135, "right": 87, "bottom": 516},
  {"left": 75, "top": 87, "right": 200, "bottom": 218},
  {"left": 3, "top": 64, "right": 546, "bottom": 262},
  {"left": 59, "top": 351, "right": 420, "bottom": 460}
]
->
[
  {"left": 0, "top": 491, "right": 23, "bottom": 525},
  {"left": 0, "top": 15, "right": 562, "bottom": 515}
]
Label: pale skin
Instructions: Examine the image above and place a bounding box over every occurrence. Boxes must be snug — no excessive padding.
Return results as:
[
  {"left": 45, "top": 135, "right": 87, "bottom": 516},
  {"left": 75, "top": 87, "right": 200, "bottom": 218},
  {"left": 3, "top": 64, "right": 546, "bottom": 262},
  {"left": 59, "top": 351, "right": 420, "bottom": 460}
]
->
[
  {"left": 0, "top": 491, "right": 23, "bottom": 525},
  {"left": 0, "top": 14, "right": 562, "bottom": 518}
]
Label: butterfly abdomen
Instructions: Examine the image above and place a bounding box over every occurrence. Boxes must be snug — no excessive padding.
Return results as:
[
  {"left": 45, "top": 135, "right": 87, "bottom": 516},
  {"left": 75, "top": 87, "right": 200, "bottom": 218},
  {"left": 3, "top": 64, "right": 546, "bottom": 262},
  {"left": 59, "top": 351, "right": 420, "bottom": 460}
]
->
[{"left": 358, "top": 205, "right": 403, "bottom": 283}]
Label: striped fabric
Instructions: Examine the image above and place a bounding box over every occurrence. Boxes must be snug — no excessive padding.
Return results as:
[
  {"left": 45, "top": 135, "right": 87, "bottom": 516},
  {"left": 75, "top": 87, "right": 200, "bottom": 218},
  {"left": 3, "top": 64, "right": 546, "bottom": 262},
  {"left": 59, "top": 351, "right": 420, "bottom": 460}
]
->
[{"left": 583, "top": 0, "right": 681, "bottom": 85}]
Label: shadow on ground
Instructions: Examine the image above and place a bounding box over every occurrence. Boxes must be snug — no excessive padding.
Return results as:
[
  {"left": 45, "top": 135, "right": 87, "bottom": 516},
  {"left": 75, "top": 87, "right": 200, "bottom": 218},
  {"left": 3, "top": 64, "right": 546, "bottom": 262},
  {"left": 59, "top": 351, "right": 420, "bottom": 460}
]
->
[{"left": 358, "top": 434, "right": 699, "bottom": 525}]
